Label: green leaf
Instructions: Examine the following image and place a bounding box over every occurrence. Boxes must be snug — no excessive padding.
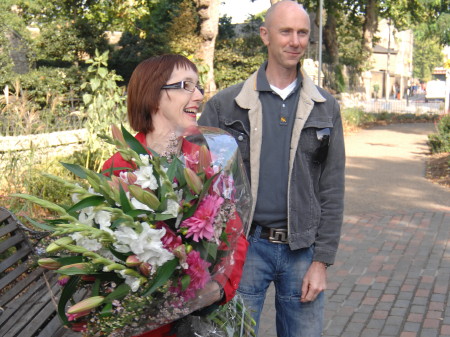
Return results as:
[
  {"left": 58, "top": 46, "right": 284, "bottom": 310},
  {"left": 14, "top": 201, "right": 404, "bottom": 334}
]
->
[
  {"left": 121, "top": 124, "right": 148, "bottom": 155},
  {"left": 67, "top": 195, "right": 105, "bottom": 214},
  {"left": 82, "top": 93, "right": 92, "bottom": 105},
  {"left": 100, "top": 302, "right": 113, "bottom": 317},
  {"left": 54, "top": 256, "right": 85, "bottom": 266},
  {"left": 125, "top": 209, "right": 155, "bottom": 218},
  {"left": 181, "top": 274, "right": 191, "bottom": 291},
  {"left": 169, "top": 157, "right": 186, "bottom": 186},
  {"left": 104, "top": 283, "right": 130, "bottom": 303},
  {"left": 91, "top": 78, "right": 100, "bottom": 91},
  {"left": 153, "top": 213, "right": 177, "bottom": 221},
  {"left": 142, "top": 258, "right": 178, "bottom": 297},
  {"left": 22, "top": 215, "right": 55, "bottom": 232},
  {"left": 108, "top": 244, "right": 130, "bottom": 262},
  {"left": 58, "top": 276, "right": 81, "bottom": 325},
  {"left": 61, "top": 162, "right": 88, "bottom": 179},
  {"left": 92, "top": 278, "right": 101, "bottom": 296},
  {"left": 119, "top": 184, "right": 133, "bottom": 213},
  {"left": 57, "top": 267, "right": 91, "bottom": 275},
  {"left": 98, "top": 67, "right": 108, "bottom": 78},
  {"left": 202, "top": 241, "right": 218, "bottom": 261}
]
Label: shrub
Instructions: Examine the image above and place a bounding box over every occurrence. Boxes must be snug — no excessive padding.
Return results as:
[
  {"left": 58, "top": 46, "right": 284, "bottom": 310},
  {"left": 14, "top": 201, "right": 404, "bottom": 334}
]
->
[
  {"left": 428, "top": 114, "right": 450, "bottom": 153},
  {"left": 341, "top": 107, "right": 376, "bottom": 127}
]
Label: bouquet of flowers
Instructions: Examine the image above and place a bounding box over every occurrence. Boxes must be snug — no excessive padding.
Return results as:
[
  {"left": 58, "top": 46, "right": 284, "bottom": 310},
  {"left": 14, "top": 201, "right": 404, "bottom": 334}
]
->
[{"left": 14, "top": 125, "right": 253, "bottom": 337}]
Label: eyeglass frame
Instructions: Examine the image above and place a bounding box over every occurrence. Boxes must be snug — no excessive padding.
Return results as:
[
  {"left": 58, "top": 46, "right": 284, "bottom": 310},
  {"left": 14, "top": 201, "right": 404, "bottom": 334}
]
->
[{"left": 161, "top": 80, "right": 204, "bottom": 95}]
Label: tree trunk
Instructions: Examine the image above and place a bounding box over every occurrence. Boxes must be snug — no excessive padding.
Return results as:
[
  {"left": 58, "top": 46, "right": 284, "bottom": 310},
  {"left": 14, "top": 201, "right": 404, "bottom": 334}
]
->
[
  {"left": 195, "top": 0, "right": 219, "bottom": 94},
  {"left": 323, "top": 0, "right": 340, "bottom": 91},
  {"left": 362, "top": 0, "right": 378, "bottom": 53}
]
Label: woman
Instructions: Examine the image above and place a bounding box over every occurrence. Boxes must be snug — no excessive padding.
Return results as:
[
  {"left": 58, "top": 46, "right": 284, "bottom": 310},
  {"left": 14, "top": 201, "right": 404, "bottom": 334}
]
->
[{"left": 102, "top": 55, "right": 249, "bottom": 337}]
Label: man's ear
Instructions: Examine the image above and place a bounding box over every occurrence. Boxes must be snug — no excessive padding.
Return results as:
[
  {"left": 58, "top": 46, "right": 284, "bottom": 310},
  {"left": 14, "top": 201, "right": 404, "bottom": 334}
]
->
[{"left": 260, "top": 26, "right": 269, "bottom": 46}]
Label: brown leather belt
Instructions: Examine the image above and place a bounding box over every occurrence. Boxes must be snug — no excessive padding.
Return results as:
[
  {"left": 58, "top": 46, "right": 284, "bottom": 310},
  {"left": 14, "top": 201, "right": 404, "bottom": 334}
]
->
[{"left": 250, "top": 226, "right": 289, "bottom": 244}]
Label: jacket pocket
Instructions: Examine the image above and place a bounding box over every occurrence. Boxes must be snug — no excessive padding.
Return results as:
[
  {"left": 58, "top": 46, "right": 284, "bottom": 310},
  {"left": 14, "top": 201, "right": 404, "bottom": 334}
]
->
[{"left": 300, "top": 117, "right": 333, "bottom": 162}]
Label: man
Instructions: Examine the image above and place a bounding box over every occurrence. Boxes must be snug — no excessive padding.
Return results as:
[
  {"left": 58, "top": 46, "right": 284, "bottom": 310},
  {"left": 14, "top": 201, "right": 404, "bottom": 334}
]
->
[{"left": 198, "top": 1, "right": 345, "bottom": 336}]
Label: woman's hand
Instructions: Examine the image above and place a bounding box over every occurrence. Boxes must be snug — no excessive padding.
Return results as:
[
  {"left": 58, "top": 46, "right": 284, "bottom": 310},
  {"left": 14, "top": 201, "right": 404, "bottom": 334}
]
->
[{"left": 189, "top": 281, "right": 223, "bottom": 312}]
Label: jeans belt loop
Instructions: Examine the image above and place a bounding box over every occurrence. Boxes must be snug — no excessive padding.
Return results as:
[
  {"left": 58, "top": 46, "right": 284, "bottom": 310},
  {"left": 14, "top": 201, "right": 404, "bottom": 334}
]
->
[{"left": 269, "top": 228, "right": 289, "bottom": 244}]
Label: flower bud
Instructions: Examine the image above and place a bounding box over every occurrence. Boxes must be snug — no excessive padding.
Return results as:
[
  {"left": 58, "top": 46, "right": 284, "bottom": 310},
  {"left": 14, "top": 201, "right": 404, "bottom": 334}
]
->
[
  {"left": 127, "top": 172, "right": 137, "bottom": 185},
  {"left": 46, "top": 237, "right": 74, "bottom": 253},
  {"left": 58, "top": 275, "right": 70, "bottom": 286},
  {"left": 67, "top": 296, "right": 105, "bottom": 314},
  {"left": 139, "top": 262, "right": 152, "bottom": 277},
  {"left": 198, "top": 145, "right": 211, "bottom": 173},
  {"left": 103, "top": 263, "right": 126, "bottom": 272},
  {"left": 38, "top": 258, "right": 61, "bottom": 270},
  {"left": 81, "top": 275, "right": 96, "bottom": 282},
  {"left": 58, "top": 262, "right": 91, "bottom": 273},
  {"left": 129, "top": 185, "right": 160, "bottom": 210},
  {"left": 126, "top": 255, "right": 141, "bottom": 267},
  {"left": 184, "top": 168, "right": 203, "bottom": 195},
  {"left": 111, "top": 124, "right": 125, "bottom": 144},
  {"left": 69, "top": 321, "right": 88, "bottom": 332}
]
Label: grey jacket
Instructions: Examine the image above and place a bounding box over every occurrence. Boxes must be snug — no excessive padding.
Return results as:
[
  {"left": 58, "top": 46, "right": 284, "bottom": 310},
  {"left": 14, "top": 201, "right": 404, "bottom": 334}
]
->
[{"left": 198, "top": 69, "right": 345, "bottom": 265}]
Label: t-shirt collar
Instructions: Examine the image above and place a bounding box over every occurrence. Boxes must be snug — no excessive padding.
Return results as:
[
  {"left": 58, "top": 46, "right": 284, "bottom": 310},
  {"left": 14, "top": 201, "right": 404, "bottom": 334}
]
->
[{"left": 256, "top": 61, "right": 303, "bottom": 92}]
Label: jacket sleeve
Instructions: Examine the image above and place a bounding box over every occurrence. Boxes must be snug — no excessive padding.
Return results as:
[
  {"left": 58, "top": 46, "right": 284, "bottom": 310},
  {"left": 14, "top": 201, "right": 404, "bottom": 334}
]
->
[
  {"left": 198, "top": 97, "right": 221, "bottom": 128},
  {"left": 314, "top": 99, "right": 346, "bottom": 265}
]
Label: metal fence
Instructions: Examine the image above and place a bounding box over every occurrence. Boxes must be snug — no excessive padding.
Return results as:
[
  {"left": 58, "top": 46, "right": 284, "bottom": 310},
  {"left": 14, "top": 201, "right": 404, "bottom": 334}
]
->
[{"left": 358, "top": 99, "right": 445, "bottom": 115}]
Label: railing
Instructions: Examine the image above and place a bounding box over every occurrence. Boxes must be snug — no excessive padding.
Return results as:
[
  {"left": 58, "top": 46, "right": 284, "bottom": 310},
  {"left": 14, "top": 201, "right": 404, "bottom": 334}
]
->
[{"left": 361, "top": 99, "right": 444, "bottom": 114}]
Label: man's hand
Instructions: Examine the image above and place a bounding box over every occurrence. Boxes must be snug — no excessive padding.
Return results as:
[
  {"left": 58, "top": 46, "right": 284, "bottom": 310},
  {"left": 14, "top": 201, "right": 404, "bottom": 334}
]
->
[{"left": 300, "top": 261, "right": 327, "bottom": 303}]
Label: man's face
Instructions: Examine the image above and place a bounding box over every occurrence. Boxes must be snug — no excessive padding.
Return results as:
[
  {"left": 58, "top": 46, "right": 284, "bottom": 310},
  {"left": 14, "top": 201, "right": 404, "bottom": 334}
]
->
[{"left": 260, "top": 2, "right": 310, "bottom": 71}]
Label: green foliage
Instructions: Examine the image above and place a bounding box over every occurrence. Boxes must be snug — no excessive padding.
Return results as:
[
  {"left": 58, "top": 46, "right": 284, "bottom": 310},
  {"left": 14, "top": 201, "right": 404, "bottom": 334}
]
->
[
  {"left": 342, "top": 108, "right": 377, "bottom": 127},
  {"left": 218, "top": 15, "right": 236, "bottom": 40},
  {"left": 214, "top": 17, "right": 266, "bottom": 89},
  {"left": 34, "top": 18, "right": 108, "bottom": 64},
  {"left": 81, "top": 50, "right": 127, "bottom": 172},
  {"left": 109, "top": 0, "right": 195, "bottom": 82},
  {"left": 1, "top": 149, "right": 85, "bottom": 217},
  {"left": 412, "top": 34, "right": 444, "bottom": 81},
  {"left": 428, "top": 114, "right": 450, "bottom": 153},
  {"left": 0, "top": 76, "right": 85, "bottom": 136}
]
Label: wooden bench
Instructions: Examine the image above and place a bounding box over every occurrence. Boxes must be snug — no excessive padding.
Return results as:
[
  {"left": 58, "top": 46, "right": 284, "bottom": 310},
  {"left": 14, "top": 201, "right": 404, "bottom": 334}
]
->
[{"left": 0, "top": 207, "right": 78, "bottom": 337}]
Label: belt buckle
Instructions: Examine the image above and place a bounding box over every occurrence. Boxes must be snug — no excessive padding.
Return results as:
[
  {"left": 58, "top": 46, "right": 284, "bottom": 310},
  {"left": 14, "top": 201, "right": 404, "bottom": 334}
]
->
[{"left": 268, "top": 228, "right": 288, "bottom": 244}]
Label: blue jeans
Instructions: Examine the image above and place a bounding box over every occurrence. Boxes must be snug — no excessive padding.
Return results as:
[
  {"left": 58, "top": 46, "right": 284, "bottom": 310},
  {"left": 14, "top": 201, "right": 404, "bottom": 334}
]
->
[{"left": 237, "top": 226, "right": 324, "bottom": 337}]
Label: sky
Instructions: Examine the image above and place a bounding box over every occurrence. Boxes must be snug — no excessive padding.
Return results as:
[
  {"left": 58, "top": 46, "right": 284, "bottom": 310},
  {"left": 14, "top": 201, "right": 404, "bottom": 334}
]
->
[{"left": 219, "top": 0, "right": 271, "bottom": 23}]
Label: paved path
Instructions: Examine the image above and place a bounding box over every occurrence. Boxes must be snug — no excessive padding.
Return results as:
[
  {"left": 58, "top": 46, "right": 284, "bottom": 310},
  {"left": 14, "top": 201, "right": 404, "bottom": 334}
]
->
[{"left": 259, "top": 123, "right": 450, "bottom": 337}]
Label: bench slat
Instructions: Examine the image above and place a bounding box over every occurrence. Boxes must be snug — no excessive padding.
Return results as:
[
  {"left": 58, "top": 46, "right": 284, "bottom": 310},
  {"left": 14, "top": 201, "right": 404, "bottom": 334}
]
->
[
  {"left": 0, "top": 207, "right": 78, "bottom": 337},
  {"left": 0, "top": 266, "right": 45, "bottom": 307},
  {"left": 0, "top": 245, "right": 32, "bottom": 274},
  {"left": 17, "top": 295, "right": 61, "bottom": 337},
  {"left": 0, "top": 273, "right": 60, "bottom": 336},
  {"left": 0, "top": 209, "right": 12, "bottom": 223},
  {"left": 34, "top": 315, "right": 70, "bottom": 337},
  {"left": 0, "top": 232, "right": 29, "bottom": 255},
  {"left": 0, "top": 221, "right": 20, "bottom": 237}
]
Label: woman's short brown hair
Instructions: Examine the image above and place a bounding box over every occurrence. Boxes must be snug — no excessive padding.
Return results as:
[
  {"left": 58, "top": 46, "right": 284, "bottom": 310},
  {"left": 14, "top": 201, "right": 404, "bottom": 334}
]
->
[{"left": 127, "top": 54, "right": 198, "bottom": 133}]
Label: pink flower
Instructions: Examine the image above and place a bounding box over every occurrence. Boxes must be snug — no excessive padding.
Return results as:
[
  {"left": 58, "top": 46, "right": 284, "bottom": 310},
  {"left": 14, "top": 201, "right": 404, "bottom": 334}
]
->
[
  {"left": 156, "top": 222, "right": 183, "bottom": 250},
  {"left": 180, "top": 250, "right": 211, "bottom": 300},
  {"left": 66, "top": 310, "right": 91, "bottom": 321},
  {"left": 181, "top": 194, "right": 224, "bottom": 242}
]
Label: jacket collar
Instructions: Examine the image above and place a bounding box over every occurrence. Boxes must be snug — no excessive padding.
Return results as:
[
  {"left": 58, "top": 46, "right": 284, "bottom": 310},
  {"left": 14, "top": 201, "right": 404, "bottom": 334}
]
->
[{"left": 235, "top": 63, "right": 326, "bottom": 109}]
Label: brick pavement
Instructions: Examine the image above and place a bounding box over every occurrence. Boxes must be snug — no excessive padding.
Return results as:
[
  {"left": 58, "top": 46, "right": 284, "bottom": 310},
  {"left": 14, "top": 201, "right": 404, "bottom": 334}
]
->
[
  {"left": 259, "top": 211, "right": 450, "bottom": 337},
  {"left": 324, "top": 211, "right": 450, "bottom": 337}
]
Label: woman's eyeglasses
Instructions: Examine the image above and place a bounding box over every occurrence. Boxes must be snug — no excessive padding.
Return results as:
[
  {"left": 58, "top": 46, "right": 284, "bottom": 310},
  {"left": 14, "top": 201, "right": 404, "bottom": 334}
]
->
[{"left": 161, "top": 81, "right": 204, "bottom": 95}]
